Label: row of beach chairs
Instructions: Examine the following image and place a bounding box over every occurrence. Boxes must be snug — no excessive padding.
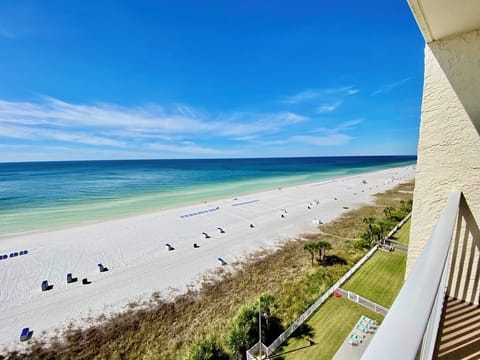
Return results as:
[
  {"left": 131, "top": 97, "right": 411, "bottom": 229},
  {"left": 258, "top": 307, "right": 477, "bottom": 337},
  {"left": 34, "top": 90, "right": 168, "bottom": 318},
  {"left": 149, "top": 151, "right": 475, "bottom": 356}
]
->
[
  {"left": 164, "top": 243, "right": 227, "bottom": 265},
  {"left": 0, "top": 250, "right": 28, "bottom": 260},
  {"left": 41, "top": 263, "right": 109, "bottom": 292},
  {"left": 347, "top": 315, "right": 378, "bottom": 346},
  {"left": 179, "top": 207, "right": 220, "bottom": 219}
]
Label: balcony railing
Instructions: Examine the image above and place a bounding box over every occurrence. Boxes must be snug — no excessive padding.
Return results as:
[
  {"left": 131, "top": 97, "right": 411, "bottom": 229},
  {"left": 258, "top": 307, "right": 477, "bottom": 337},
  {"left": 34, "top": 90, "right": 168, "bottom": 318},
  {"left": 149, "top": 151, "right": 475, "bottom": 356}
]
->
[{"left": 361, "top": 190, "right": 461, "bottom": 360}]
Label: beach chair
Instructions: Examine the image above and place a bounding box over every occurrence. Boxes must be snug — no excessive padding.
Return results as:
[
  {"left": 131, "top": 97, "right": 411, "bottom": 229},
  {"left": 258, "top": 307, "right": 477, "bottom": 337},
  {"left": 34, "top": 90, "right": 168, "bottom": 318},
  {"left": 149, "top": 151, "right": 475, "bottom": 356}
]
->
[
  {"left": 66, "top": 273, "right": 78, "bottom": 283},
  {"left": 193, "top": 243, "right": 200, "bottom": 248},
  {"left": 82, "top": 278, "right": 91, "bottom": 285},
  {"left": 217, "top": 257, "right": 227, "bottom": 265},
  {"left": 0, "top": 254, "right": 5, "bottom": 260},
  {"left": 217, "top": 227, "right": 225, "bottom": 233},
  {"left": 348, "top": 332, "right": 361, "bottom": 345},
  {"left": 20, "top": 327, "right": 31, "bottom": 341},
  {"left": 354, "top": 324, "right": 369, "bottom": 336},
  {"left": 165, "top": 243, "right": 174, "bottom": 251},
  {"left": 98, "top": 263, "right": 109, "bottom": 272},
  {"left": 41, "top": 280, "right": 49, "bottom": 291}
]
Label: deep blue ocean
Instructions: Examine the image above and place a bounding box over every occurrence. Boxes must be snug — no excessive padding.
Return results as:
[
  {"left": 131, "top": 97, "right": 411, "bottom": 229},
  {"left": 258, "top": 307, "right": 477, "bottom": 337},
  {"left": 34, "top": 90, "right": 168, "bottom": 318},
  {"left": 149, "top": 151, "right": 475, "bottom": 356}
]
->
[{"left": 0, "top": 156, "right": 416, "bottom": 236}]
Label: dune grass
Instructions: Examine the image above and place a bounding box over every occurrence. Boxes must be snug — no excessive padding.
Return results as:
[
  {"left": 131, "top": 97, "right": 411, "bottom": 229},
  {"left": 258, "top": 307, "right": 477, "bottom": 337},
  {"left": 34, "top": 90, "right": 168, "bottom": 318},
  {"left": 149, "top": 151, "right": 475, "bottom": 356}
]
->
[
  {"left": 279, "top": 297, "right": 383, "bottom": 360},
  {"left": 2, "top": 182, "right": 414, "bottom": 360}
]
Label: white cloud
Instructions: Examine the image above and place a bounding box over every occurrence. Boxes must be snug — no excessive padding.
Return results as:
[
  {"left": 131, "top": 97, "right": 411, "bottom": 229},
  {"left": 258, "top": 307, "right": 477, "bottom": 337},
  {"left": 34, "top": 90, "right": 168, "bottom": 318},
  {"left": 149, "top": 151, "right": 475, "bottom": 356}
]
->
[
  {"left": 372, "top": 77, "right": 411, "bottom": 96},
  {"left": 281, "top": 86, "right": 359, "bottom": 104},
  {"left": 0, "top": 97, "right": 309, "bottom": 161},
  {"left": 317, "top": 100, "right": 343, "bottom": 113}
]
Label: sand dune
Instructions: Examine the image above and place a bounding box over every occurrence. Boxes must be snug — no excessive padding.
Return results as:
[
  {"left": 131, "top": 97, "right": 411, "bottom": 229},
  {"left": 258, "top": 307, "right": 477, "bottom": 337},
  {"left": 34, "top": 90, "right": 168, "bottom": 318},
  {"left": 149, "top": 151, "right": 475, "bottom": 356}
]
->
[{"left": 0, "top": 166, "right": 415, "bottom": 349}]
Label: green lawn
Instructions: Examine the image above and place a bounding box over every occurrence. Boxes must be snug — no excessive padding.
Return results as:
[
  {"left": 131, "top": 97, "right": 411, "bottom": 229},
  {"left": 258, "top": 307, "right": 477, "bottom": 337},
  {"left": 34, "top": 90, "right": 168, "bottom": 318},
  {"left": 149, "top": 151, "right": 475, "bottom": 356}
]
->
[
  {"left": 391, "top": 218, "right": 411, "bottom": 245},
  {"left": 278, "top": 297, "right": 383, "bottom": 360},
  {"left": 342, "top": 251, "right": 406, "bottom": 307},
  {"left": 277, "top": 249, "right": 407, "bottom": 359}
]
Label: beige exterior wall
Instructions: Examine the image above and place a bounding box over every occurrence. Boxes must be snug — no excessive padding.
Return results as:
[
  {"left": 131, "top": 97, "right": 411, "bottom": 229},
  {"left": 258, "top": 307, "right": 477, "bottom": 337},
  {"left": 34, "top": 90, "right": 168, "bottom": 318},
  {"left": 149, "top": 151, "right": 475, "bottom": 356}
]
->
[{"left": 408, "top": 29, "right": 480, "bottom": 303}]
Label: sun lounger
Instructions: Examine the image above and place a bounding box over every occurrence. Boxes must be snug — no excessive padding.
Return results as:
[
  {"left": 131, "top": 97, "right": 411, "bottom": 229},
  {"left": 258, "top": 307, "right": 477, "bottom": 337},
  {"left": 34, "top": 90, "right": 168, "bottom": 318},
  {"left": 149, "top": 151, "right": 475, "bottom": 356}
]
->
[
  {"left": 217, "top": 257, "right": 227, "bottom": 265},
  {"left": 20, "top": 327, "right": 31, "bottom": 341},
  {"left": 348, "top": 332, "right": 362, "bottom": 345},
  {"left": 82, "top": 278, "right": 91, "bottom": 285},
  {"left": 98, "top": 263, "right": 109, "bottom": 272},
  {"left": 165, "top": 243, "right": 174, "bottom": 251},
  {"left": 0, "top": 255, "right": 5, "bottom": 260},
  {"left": 41, "top": 280, "right": 50, "bottom": 291}
]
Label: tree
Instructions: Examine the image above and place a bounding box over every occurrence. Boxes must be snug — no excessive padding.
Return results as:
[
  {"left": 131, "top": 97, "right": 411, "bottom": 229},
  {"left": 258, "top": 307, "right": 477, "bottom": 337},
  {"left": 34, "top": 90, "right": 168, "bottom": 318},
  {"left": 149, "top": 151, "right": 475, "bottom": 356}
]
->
[
  {"left": 362, "top": 216, "right": 376, "bottom": 244},
  {"left": 315, "top": 240, "right": 332, "bottom": 265},
  {"left": 304, "top": 242, "right": 317, "bottom": 266},
  {"left": 260, "top": 293, "right": 276, "bottom": 342},
  {"left": 188, "top": 337, "right": 228, "bottom": 360},
  {"left": 226, "top": 303, "right": 258, "bottom": 360},
  {"left": 383, "top": 206, "right": 395, "bottom": 220}
]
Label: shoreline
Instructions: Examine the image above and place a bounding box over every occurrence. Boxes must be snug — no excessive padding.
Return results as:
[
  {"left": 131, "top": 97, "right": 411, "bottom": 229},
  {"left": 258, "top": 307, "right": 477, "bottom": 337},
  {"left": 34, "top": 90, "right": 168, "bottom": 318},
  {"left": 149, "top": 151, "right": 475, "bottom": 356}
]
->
[
  {"left": 0, "top": 162, "right": 416, "bottom": 238},
  {"left": 0, "top": 165, "right": 415, "bottom": 349}
]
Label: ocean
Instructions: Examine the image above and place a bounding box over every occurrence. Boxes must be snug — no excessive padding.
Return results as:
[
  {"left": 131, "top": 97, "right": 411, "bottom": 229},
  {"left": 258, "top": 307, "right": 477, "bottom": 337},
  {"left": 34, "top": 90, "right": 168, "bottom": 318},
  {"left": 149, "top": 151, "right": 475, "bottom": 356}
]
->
[{"left": 0, "top": 156, "right": 416, "bottom": 237}]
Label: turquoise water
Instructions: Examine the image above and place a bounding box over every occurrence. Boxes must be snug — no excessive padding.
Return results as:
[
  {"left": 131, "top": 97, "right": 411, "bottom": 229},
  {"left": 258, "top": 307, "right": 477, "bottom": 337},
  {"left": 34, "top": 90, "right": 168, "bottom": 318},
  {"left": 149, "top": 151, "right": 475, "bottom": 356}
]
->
[{"left": 0, "top": 156, "right": 416, "bottom": 236}]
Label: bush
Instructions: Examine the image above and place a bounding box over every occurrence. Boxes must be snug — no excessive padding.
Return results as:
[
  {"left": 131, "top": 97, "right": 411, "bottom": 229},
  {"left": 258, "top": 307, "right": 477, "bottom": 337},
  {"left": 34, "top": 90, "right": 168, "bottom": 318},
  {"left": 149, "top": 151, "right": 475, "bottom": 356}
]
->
[{"left": 188, "top": 337, "right": 228, "bottom": 360}]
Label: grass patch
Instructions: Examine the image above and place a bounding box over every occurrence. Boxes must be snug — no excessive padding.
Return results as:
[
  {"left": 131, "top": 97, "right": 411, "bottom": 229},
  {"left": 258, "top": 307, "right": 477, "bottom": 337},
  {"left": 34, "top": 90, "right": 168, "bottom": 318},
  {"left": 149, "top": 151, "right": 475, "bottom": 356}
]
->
[
  {"left": 278, "top": 297, "right": 383, "bottom": 360},
  {"left": 342, "top": 251, "right": 406, "bottom": 308},
  {"left": 391, "top": 218, "right": 411, "bottom": 245},
  {"left": 4, "top": 182, "right": 414, "bottom": 360}
]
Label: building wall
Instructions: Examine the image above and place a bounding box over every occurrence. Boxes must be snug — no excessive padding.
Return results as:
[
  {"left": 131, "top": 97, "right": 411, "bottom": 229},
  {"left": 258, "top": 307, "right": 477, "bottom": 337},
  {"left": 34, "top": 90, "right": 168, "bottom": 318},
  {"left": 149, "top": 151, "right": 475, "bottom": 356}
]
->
[{"left": 408, "top": 29, "right": 480, "bottom": 304}]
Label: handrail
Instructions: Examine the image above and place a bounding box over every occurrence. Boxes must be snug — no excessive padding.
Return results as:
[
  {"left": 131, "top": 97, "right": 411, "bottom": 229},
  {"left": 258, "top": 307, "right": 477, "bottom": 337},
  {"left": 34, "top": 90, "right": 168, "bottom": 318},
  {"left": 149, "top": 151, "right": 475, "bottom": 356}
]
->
[{"left": 361, "top": 190, "right": 461, "bottom": 360}]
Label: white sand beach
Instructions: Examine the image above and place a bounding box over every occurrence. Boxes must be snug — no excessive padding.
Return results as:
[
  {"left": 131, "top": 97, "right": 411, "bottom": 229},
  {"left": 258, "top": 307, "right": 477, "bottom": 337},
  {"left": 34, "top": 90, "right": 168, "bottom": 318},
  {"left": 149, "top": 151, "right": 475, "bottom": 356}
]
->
[{"left": 0, "top": 166, "right": 415, "bottom": 349}]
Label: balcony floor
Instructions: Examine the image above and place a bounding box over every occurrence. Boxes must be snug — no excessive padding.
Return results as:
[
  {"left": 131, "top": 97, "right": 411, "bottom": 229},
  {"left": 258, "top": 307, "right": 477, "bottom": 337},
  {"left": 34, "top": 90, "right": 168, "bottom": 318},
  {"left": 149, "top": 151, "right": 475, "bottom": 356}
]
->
[{"left": 433, "top": 297, "right": 480, "bottom": 360}]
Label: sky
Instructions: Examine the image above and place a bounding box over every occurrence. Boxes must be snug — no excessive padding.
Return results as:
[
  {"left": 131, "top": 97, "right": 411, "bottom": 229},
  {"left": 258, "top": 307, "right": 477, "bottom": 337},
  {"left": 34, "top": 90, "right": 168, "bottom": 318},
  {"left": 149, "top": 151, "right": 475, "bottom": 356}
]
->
[{"left": 0, "top": 0, "right": 425, "bottom": 162}]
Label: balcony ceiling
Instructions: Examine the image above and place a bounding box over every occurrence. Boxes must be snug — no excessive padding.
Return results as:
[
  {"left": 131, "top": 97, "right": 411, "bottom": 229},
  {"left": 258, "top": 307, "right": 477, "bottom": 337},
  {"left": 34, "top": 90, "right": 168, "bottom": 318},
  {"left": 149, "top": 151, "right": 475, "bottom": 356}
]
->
[{"left": 407, "top": 0, "right": 480, "bottom": 42}]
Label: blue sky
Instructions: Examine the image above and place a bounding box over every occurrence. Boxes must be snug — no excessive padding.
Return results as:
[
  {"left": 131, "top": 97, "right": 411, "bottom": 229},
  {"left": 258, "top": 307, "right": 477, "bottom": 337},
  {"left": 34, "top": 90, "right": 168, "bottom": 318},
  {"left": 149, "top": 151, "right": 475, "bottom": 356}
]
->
[{"left": 0, "top": 0, "right": 424, "bottom": 162}]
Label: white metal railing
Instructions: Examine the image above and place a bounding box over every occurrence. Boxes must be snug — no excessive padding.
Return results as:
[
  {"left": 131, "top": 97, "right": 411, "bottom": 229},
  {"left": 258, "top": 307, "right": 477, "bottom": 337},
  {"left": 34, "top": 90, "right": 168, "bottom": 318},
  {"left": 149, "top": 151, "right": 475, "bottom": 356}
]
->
[
  {"left": 361, "top": 190, "right": 461, "bottom": 360},
  {"left": 262, "top": 244, "right": 379, "bottom": 357}
]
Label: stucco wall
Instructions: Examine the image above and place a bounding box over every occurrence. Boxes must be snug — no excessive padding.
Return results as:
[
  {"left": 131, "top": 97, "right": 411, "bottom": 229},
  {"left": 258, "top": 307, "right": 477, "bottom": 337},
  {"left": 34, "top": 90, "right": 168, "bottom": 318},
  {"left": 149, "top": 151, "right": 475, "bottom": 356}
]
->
[{"left": 408, "top": 29, "right": 480, "bottom": 303}]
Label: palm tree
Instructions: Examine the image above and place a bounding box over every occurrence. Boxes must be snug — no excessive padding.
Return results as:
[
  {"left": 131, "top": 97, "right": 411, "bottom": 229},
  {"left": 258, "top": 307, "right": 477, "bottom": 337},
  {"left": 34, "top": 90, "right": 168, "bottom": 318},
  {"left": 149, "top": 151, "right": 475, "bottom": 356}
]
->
[
  {"left": 260, "top": 293, "right": 276, "bottom": 342},
  {"left": 304, "top": 242, "right": 316, "bottom": 266},
  {"left": 315, "top": 240, "right": 332, "bottom": 264},
  {"left": 383, "top": 206, "right": 395, "bottom": 220},
  {"left": 362, "top": 216, "right": 376, "bottom": 243}
]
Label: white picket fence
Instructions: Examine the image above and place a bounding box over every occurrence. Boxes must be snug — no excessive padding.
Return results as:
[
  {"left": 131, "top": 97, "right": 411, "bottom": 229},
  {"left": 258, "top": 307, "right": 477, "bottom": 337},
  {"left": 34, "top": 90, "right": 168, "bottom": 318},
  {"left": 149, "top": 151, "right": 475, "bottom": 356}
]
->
[
  {"left": 259, "top": 245, "right": 379, "bottom": 357},
  {"left": 336, "top": 288, "right": 389, "bottom": 316}
]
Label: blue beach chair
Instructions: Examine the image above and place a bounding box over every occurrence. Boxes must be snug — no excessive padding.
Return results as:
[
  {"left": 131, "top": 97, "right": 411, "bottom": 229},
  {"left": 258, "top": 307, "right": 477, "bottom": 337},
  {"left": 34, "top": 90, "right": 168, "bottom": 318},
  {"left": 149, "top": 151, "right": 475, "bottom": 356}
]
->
[
  {"left": 20, "top": 327, "right": 32, "bottom": 341},
  {"left": 41, "top": 280, "right": 50, "bottom": 291},
  {"left": 217, "top": 257, "right": 227, "bottom": 265},
  {"left": 98, "top": 263, "right": 109, "bottom": 272}
]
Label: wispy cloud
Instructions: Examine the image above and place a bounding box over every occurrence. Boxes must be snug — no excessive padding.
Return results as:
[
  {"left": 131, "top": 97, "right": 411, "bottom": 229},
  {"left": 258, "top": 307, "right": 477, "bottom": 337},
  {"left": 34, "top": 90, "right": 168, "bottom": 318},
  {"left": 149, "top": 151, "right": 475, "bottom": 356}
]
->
[
  {"left": 317, "top": 100, "right": 343, "bottom": 113},
  {"left": 281, "top": 86, "right": 359, "bottom": 104},
  {"left": 372, "top": 77, "right": 411, "bottom": 96},
  {"left": 0, "top": 97, "right": 308, "bottom": 158}
]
